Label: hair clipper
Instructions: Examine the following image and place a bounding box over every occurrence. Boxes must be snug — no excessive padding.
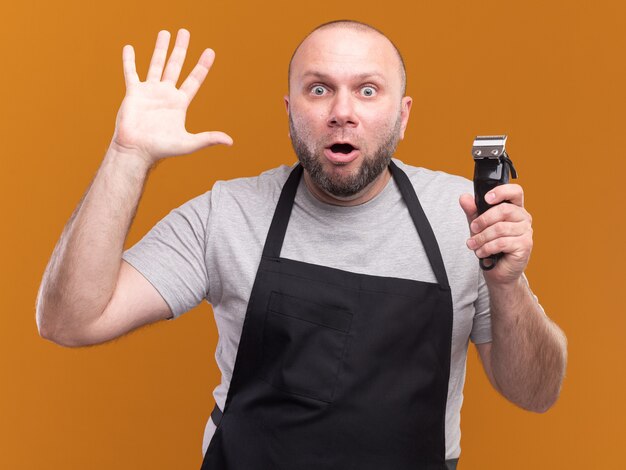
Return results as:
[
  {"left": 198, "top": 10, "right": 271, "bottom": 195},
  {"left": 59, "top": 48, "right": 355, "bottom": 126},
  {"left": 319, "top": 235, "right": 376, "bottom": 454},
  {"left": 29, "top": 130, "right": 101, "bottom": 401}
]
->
[{"left": 472, "top": 135, "right": 518, "bottom": 271}]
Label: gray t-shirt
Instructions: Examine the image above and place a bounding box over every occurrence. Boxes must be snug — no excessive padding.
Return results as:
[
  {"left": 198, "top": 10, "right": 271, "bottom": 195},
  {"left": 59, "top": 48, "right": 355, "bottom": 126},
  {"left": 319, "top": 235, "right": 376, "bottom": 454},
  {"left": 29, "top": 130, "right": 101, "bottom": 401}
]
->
[{"left": 122, "top": 158, "right": 493, "bottom": 461}]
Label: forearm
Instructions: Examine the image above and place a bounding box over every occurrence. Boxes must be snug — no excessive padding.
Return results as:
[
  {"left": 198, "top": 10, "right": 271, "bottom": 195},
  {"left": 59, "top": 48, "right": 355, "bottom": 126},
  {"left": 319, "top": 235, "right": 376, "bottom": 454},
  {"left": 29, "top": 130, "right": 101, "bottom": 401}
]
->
[
  {"left": 488, "top": 276, "right": 568, "bottom": 412},
  {"left": 36, "top": 144, "right": 153, "bottom": 343}
]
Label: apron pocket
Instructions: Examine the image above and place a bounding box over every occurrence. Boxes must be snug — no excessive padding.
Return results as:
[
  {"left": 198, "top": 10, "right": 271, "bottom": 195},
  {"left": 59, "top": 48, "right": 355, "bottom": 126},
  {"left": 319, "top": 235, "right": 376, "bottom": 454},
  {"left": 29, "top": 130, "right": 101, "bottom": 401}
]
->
[{"left": 259, "top": 291, "right": 352, "bottom": 403}]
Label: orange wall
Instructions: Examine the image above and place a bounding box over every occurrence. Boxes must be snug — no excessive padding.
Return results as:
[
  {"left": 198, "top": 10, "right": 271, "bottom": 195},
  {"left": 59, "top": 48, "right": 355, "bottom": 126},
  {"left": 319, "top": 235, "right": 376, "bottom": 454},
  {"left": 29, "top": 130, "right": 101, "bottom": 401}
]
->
[{"left": 2, "top": 0, "right": 624, "bottom": 468}]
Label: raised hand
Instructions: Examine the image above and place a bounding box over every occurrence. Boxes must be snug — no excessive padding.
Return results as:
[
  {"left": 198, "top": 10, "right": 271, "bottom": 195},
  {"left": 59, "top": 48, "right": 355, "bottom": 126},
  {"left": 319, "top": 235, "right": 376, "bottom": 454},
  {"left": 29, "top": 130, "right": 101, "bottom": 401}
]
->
[{"left": 110, "top": 29, "right": 232, "bottom": 166}]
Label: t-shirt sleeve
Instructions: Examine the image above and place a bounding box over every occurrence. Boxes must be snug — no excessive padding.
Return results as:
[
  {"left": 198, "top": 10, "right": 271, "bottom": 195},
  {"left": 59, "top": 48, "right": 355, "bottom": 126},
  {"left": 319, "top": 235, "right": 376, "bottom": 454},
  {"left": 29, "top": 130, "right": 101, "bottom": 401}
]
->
[
  {"left": 122, "top": 191, "right": 212, "bottom": 320},
  {"left": 470, "top": 269, "right": 492, "bottom": 344},
  {"left": 469, "top": 271, "right": 546, "bottom": 344}
]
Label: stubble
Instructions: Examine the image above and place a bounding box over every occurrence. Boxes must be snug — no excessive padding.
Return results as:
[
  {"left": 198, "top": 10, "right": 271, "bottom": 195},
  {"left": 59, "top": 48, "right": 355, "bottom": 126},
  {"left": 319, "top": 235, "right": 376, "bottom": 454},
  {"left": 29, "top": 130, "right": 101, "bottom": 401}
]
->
[{"left": 288, "top": 114, "right": 402, "bottom": 198}]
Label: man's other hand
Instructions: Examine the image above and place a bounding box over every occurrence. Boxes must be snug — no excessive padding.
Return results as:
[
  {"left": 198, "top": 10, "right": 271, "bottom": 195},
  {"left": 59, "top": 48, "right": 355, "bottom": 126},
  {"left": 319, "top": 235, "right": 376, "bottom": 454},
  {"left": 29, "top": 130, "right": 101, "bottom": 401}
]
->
[{"left": 459, "top": 184, "right": 533, "bottom": 286}]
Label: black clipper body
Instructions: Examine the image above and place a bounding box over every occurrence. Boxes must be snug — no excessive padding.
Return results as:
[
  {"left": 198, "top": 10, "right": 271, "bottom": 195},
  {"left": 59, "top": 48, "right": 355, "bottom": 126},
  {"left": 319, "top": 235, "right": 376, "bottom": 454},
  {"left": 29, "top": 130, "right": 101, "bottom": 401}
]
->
[{"left": 472, "top": 135, "right": 518, "bottom": 270}]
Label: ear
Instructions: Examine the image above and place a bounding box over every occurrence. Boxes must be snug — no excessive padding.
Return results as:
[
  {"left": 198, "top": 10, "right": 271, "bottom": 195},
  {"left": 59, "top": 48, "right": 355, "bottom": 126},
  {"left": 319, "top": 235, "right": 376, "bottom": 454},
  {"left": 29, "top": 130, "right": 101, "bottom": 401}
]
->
[
  {"left": 399, "top": 96, "right": 412, "bottom": 140},
  {"left": 284, "top": 95, "right": 290, "bottom": 115},
  {"left": 284, "top": 95, "right": 291, "bottom": 138}
]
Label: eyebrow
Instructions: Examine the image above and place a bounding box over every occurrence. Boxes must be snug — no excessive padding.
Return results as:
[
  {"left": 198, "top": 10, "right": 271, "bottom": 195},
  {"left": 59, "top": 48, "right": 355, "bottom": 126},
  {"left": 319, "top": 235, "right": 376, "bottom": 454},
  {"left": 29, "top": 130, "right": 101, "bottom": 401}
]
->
[{"left": 300, "top": 71, "right": 387, "bottom": 83}]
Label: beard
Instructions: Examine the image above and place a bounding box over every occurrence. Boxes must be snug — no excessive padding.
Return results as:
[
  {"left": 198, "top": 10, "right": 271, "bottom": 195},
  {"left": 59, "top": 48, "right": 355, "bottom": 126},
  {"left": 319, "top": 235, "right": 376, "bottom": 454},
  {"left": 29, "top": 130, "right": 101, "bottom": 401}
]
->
[{"left": 289, "top": 114, "right": 402, "bottom": 198}]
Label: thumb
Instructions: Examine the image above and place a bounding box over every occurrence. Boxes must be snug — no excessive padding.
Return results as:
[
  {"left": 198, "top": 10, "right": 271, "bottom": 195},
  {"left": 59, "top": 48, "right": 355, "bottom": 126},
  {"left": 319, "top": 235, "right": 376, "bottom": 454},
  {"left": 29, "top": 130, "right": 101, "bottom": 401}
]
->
[
  {"left": 459, "top": 193, "right": 478, "bottom": 226},
  {"left": 183, "top": 131, "right": 234, "bottom": 153}
]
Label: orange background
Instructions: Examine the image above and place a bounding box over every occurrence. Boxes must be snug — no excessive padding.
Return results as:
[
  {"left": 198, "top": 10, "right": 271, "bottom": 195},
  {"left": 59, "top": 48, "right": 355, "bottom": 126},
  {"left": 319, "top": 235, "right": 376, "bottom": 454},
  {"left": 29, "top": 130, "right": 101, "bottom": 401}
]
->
[{"left": 2, "top": 0, "right": 625, "bottom": 468}]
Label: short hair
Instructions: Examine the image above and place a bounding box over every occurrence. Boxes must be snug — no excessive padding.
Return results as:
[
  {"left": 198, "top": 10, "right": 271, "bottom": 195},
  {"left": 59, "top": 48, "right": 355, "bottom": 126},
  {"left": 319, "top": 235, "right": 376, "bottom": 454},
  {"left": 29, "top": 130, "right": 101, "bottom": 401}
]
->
[{"left": 288, "top": 20, "right": 407, "bottom": 96}]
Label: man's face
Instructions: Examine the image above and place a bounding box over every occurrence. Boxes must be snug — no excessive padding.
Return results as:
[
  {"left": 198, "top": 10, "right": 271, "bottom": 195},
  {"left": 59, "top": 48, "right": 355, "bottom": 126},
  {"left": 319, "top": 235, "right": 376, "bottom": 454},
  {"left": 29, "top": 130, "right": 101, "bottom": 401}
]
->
[{"left": 286, "top": 27, "right": 412, "bottom": 199}]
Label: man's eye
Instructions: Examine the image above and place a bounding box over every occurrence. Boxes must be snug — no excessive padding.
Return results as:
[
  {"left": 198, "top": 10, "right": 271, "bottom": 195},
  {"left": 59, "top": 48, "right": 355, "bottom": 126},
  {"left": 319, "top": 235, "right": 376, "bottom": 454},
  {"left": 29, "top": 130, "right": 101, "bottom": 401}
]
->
[
  {"left": 311, "top": 86, "right": 326, "bottom": 96},
  {"left": 361, "top": 86, "right": 376, "bottom": 97}
]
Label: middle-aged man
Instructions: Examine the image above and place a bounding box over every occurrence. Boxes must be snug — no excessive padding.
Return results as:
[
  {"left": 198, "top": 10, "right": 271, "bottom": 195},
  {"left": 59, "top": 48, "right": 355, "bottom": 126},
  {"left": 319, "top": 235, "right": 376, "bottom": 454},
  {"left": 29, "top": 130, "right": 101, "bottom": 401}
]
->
[{"left": 37, "top": 20, "right": 568, "bottom": 470}]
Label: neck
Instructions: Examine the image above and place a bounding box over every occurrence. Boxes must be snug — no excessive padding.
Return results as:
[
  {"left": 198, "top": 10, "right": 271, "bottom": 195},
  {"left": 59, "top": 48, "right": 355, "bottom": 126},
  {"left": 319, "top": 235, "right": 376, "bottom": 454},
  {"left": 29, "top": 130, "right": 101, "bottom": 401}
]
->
[{"left": 302, "top": 167, "right": 392, "bottom": 207}]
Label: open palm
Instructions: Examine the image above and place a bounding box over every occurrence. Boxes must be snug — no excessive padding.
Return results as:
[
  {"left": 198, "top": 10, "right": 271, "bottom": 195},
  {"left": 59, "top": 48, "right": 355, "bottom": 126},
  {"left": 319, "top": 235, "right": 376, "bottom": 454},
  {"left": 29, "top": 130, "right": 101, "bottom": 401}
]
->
[{"left": 111, "top": 29, "right": 232, "bottom": 165}]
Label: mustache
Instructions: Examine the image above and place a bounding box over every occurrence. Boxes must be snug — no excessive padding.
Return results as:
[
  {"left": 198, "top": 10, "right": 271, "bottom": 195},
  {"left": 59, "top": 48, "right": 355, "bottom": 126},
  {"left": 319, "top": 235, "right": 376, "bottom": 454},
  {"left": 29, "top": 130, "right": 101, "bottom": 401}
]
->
[{"left": 288, "top": 115, "right": 363, "bottom": 149}]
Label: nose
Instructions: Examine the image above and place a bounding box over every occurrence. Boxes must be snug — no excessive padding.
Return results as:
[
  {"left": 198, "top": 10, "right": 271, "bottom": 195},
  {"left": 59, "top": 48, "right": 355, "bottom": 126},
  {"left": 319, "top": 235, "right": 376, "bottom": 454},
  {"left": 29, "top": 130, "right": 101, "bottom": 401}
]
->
[{"left": 327, "top": 89, "right": 359, "bottom": 128}]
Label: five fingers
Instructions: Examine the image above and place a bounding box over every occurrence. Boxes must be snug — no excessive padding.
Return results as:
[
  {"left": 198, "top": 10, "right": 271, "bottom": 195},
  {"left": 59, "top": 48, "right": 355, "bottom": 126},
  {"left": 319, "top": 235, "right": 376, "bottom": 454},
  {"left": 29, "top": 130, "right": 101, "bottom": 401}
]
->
[{"left": 120, "top": 28, "right": 231, "bottom": 150}]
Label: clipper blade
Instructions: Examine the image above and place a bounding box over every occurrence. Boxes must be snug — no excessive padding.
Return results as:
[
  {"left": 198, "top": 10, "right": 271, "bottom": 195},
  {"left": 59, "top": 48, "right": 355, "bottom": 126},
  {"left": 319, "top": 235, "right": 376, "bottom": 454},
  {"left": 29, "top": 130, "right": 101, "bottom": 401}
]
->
[{"left": 472, "top": 135, "right": 507, "bottom": 159}]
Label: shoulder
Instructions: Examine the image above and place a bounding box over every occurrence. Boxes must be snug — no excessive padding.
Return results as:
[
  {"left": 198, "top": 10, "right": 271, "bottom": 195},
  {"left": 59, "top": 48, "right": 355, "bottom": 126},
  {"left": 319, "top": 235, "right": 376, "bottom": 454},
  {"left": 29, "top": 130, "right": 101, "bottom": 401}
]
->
[
  {"left": 200, "top": 163, "right": 298, "bottom": 231},
  {"left": 162, "top": 163, "right": 295, "bottom": 226},
  {"left": 392, "top": 158, "right": 473, "bottom": 198},
  {"left": 391, "top": 158, "right": 472, "bottom": 239},
  {"left": 391, "top": 161, "right": 479, "bottom": 284},
  {"left": 212, "top": 163, "right": 295, "bottom": 205}
]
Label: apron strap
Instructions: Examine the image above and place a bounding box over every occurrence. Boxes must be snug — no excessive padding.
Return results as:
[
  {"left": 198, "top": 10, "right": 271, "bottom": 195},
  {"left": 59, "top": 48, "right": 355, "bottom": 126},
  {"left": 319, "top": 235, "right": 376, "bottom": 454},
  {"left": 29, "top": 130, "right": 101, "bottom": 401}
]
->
[
  {"left": 263, "top": 161, "right": 450, "bottom": 289},
  {"left": 389, "top": 160, "right": 450, "bottom": 288},
  {"left": 262, "top": 164, "right": 303, "bottom": 259},
  {"left": 446, "top": 458, "right": 459, "bottom": 470},
  {"left": 211, "top": 403, "right": 223, "bottom": 427}
]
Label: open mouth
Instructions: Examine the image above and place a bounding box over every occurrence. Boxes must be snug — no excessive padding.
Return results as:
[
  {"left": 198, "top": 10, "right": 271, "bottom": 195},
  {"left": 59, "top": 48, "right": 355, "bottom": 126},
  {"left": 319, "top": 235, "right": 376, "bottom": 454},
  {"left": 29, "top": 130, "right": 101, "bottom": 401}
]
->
[
  {"left": 329, "top": 143, "right": 356, "bottom": 154},
  {"left": 324, "top": 142, "right": 360, "bottom": 164}
]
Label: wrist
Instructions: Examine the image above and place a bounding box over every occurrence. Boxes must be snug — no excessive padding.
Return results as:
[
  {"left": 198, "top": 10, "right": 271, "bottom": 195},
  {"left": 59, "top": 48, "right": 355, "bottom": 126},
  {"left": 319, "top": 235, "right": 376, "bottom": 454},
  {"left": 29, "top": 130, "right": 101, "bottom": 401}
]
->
[
  {"left": 486, "top": 274, "right": 525, "bottom": 297},
  {"left": 487, "top": 275, "right": 528, "bottom": 327},
  {"left": 106, "top": 141, "right": 155, "bottom": 174}
]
